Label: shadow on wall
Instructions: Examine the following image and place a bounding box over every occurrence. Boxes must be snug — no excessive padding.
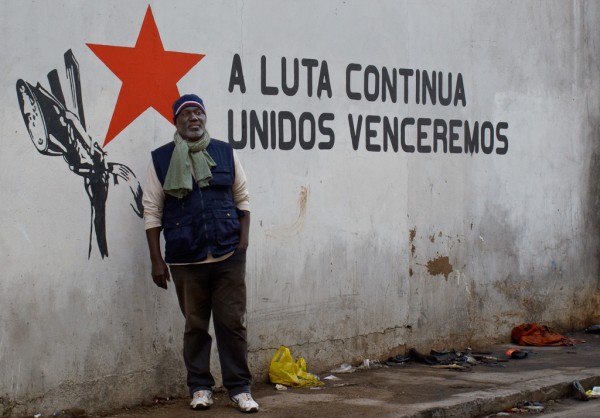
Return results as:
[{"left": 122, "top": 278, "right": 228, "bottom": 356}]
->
[{"left": 15, "top": 49, "right": 143, "bottom": 259}]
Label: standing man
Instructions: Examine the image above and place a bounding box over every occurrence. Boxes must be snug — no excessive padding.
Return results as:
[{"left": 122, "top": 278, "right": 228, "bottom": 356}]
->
[{"left": 143, "top": 94, "right": 259, "bottom": 413}]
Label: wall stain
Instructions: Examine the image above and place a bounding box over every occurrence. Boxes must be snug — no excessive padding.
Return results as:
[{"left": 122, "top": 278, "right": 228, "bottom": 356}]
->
[
  {"left": 427, "top": 256, "right": 453, "bottom": 280},
  {"left": 265, "top": 185, "right": 309, "bottom": 238},
  {"left": 298, "top": 185, "right": 309, "bottom": 216},
  {"left": 409, "top": 227, "right": 416, "bottom": 256}
]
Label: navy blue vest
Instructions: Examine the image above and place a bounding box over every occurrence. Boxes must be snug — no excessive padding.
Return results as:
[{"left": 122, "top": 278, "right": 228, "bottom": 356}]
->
[{"left": 151, "top": 139, "right": 240, "bottom": 263}]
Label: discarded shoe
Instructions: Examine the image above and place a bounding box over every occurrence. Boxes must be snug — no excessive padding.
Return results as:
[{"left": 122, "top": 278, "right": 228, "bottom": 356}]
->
[
  {"left": 387, "top": 354, "right": 411, "bottom": 363},
  {"left": 505, "top": 348, "right": 528, "bottom": 359},
  {"left": 584, "top": 324, "right": 600, "bottom": 334},
  {"left": 190, "top": 390, "right": 213, "bottom": 410},
  {"left": 572, "top": 380, "right": 589, "bottom": 401},
  {"left": 230, "top": 392, "right": 259, "bottom": 413},
  {"left": 386, "top": 355, "right": 411, "bottom": 366}
]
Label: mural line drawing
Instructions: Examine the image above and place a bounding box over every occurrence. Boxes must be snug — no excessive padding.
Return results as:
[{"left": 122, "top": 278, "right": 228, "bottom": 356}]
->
[{"left": 16, "top": 49, "right": 144, "bottom": 259}]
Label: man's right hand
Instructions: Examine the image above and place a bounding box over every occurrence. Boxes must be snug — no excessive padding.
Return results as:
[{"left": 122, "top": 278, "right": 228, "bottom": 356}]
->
[
  {"left": 151, "top": 259, "right": 170, "bottom": 289},
  {"left": 146, "top": 227, "right": 169, "bottom": 289}
]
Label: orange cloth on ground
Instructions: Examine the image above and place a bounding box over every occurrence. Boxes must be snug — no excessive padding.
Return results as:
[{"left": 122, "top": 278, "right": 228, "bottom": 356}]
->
[{"left": 511, "top": 323, "right": 577, "bottom": 346}]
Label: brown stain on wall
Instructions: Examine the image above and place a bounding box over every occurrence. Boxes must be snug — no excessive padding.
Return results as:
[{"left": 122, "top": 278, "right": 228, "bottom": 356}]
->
[
  {"left": 427, "top": 256, "right": 453, "bottom": 280},
  {"left": 298, "top": 185, "right": 309, "bottom": 215},
  {"left": 409, "top": 227, "right": 416, "bottom": 256},
  {"left": 265, "top": 185, "right": 309, "bottom": 237},
  {"left": 290, "top": 185, "right": 309, "bottom": 231}
]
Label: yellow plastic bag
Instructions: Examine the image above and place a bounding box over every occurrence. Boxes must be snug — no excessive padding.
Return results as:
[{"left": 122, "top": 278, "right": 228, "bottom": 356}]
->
[{"left": 268, "top": 345, "right": 323, "bottom": 388}]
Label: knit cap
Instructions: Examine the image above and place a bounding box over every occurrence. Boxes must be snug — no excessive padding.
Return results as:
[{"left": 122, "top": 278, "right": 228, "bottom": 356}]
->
[{"left": 172, "top": 94, "right": 205, "bottom": 123}]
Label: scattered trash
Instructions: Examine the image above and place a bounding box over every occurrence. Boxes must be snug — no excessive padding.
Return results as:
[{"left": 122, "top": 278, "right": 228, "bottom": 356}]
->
[
  {"left": 152, "top": 396, "right": 172, "bottom": 404},
  {"left": 586, "top": 386, "right": 600, "bottom": 398},
  {"left": 50, "top": 409, "right": 87, "bottom": 418},
  {"left": 572, "top": 380, "right": 589, "bottom": 401},
  {"left": 322, "top": 375, "right": 340, "bottom": 380},
  {"left": 430, "top": 364, "right": 468, "bottom": 371},
  {"left": 23, "top": 408, "right": 89, "bottom": 418},
  {"left": 332, "top": 382, "right": 357, "bottom": 388},
  {"left": 358, "top": 359, "right": 383, "bottom": 370},
  {"left": 472, "top": 354, "right": 507, "bottom": 363},
  {"left": 268, "top": 345, "right": 324, "bottom": 388},
  {"left": 505, "top": 348, "right": 528, "bottom": 359},
  {"left": 408, "top": 348, "right": 445, "bottom": 365},
  {"left": 430, "top": 348, "right": 458, "bottom": 363},
  {"left": 388, "top": 354, "right": 411, "bottom": 363},
  {"left": 523, "top": 402, "right": 544, "bottom": 412},
  {"left": 331, "top": 343, "right": 538, "bottom": 378},
  {"left": 505, "top": 407, "right": 527, "bottom": 413},
  {"left": 385, "top": 361, "right": 408, "bottom": 367},
  {"left": 401, "top": 347, "right": 514, "bottom": 369},
  {"left": 465, "top": 355, "right": 478, "bottom": 364},
  {"left": 408, "top": 347, "right": 485, "bottom": 367},
  {"left": 585, "top": 324, "right": 600, "bottom": 334},
  {"left": 331, "top": 363, "right": 356, "bottom": 374},
  {"left": 275, "top": 384, "right": 288, "bottom": 391},
  {"left": 502, "top": 401, "right": 545, "bottom": 414}
]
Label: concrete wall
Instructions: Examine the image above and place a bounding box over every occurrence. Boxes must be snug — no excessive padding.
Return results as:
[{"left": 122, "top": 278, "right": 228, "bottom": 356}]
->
[{"left": 1, "top": 0, "right": 599, "bottom": 415}]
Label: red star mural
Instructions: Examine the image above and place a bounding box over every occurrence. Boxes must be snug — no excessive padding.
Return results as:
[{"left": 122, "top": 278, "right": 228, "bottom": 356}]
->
[{"left": 88, "top": 6, "right": 205, "bottom": 147}]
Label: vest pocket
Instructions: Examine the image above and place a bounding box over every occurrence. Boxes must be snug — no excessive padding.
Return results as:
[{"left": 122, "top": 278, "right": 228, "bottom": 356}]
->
[
  {"left": 163, "top": 215, "right": 200, "bottom": 257},
  {"left": 209, "top": 168, "right": 233, "bottom": 186},
  {"left": 213, "top": 209, "right": 240, "bottom": 246}
]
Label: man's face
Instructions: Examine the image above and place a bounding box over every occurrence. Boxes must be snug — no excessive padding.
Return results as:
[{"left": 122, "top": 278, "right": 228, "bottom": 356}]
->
[{"left": 176, "top": 107, "right": 206, "bottom": 141}]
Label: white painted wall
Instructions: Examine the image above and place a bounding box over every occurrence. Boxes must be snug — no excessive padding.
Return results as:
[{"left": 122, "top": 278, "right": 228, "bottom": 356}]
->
[{"left": 1, "top": 0, "right": 599, "bottom": 415}]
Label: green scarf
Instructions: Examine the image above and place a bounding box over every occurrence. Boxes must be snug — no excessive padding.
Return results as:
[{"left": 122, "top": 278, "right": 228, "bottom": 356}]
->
[{"left": 163, "top": 130, "right": 216, "bottom": 198}]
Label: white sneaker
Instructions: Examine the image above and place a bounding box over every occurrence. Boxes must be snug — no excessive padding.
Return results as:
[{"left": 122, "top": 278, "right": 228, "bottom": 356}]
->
[
  {"left": 230, "top": 392, "right": 259, "bottom": 413},
  {"left": 190, "top": 390, "right": 213, "bottom": 410}
]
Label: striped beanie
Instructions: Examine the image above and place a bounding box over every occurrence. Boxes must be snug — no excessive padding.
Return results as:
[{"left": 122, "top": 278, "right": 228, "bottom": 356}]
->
[{"left": 172, "top": 94, "right": 206, "bottom": 123}]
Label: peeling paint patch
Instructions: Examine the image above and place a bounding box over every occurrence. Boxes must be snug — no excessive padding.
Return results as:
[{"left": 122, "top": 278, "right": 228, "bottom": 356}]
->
[{"left": 427, "top": 256, "right": 453, "bottom": 279}]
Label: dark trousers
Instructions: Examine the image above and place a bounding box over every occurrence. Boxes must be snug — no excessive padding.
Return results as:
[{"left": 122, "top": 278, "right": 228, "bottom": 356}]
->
[{"left": 171, "top": 250, "right": 252, "bottom": 397}]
